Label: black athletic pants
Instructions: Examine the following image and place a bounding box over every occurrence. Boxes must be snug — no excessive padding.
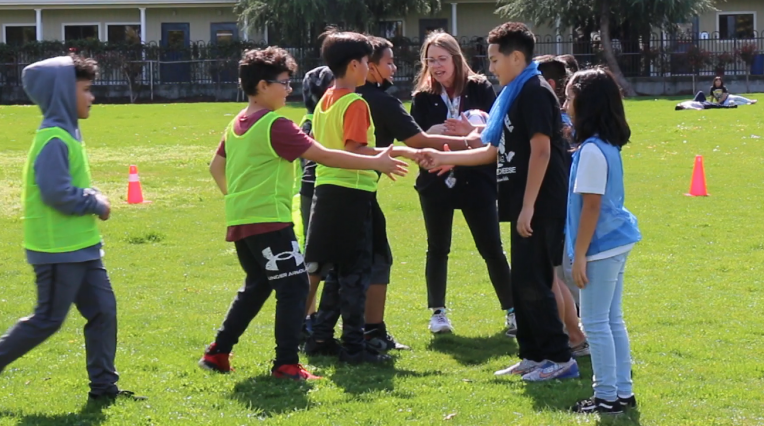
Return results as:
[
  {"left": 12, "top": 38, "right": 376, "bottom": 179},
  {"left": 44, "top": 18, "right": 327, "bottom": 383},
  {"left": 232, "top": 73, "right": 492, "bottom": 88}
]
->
[{"left": 214, "top": 227, "right": 309, "bottom": 368}]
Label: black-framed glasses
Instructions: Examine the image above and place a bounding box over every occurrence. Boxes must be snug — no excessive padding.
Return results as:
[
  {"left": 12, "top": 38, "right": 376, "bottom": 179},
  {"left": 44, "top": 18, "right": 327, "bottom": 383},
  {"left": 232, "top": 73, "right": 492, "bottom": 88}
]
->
[{"left": 267, "top": 79, "right": 292, "bottom": 88}]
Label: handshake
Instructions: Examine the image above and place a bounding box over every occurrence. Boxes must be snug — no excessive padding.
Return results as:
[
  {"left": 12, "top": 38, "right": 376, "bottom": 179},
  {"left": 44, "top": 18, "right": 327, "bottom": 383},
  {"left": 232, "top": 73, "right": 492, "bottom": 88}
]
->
[{"left": 374, "top": 146, "right": 454, "bottom": 180}]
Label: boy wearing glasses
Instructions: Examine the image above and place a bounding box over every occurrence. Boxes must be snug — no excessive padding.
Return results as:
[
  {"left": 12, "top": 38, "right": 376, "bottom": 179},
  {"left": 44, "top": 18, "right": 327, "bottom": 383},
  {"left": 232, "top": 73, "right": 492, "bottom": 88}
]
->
[{"left": 199, "top": 47, "right": 407, "bottom": 379}]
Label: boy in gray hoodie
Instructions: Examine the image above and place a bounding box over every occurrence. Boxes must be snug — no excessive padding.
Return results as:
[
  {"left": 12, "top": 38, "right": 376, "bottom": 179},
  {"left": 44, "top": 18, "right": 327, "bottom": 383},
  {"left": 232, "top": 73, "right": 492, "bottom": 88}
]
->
[{"left": 0, "top": 54, "right": 143, "bottom": 401}]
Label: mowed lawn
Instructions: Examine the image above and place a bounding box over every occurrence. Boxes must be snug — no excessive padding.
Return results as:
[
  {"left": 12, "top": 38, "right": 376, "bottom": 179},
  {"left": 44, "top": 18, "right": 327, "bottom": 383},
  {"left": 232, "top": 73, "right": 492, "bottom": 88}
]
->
[{"left": 0, "top": 98, "right": 763, "bottom": 426}]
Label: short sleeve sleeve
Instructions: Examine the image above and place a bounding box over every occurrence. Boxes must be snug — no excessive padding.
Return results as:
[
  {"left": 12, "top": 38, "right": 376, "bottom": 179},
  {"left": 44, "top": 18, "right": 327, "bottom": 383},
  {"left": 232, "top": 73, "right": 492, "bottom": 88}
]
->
[
  {"left": 269, "top": 118, "right": 314, "bottom": 162},
  {"left": 573, "top": 144, "right": 608, "bottom": 195}
]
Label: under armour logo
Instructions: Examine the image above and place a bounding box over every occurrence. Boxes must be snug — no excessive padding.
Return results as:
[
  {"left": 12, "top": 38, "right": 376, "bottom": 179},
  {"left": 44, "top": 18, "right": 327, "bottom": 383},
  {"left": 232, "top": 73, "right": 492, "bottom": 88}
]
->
[{"left": 262, "top": 242, "right": 304, "bottom": 271}]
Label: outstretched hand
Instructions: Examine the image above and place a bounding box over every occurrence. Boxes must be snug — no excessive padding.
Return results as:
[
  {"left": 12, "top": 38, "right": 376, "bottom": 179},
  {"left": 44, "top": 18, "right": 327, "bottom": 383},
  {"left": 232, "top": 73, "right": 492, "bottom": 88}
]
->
[
  {"left": 376, "top": 145, "right": 409, "bottom": 181},
  {"left": 415, "top": 148, "right": 443, "bottom": 170}
]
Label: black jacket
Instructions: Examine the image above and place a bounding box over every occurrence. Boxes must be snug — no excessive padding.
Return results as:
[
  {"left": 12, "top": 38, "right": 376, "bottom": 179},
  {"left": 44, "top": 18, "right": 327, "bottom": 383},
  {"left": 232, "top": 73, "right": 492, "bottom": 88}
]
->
[{"left": 410, "top": 77, "right": 498, "bottom": 207}]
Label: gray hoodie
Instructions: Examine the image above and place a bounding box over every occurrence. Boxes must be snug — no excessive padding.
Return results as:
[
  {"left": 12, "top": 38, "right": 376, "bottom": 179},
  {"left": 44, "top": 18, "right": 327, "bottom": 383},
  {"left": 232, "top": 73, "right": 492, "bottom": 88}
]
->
[{"left": 22, "top": 55, "right": 107, "bottom": 265}]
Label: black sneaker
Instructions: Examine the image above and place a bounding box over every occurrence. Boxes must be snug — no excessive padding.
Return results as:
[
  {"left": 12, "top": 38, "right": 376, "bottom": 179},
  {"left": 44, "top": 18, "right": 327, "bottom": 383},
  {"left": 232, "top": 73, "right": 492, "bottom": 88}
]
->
[
  {"left": 304, "top": 337, "right": 342, "bottom": 356},
  {"left": 88, "top": 390, "right": 147, "bottom": 401},
  {"left": 570, "top": 397, "right": 623, "bottom": 414},
  {"left": 365, "top": 324, "right": 411, "bottom": 352},
  {"left": 339, "top": 348, "right": 392, "bottom": 365},
  {"left": 618, "top": 395, "right": 638, "bottom": 410}
]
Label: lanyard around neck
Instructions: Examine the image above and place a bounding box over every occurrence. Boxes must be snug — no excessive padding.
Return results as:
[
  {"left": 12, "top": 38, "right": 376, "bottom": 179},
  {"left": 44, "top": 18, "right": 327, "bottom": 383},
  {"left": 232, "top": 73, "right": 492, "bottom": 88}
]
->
[{"left": 440, "top": 89, "right": 461, "bottom": 119}]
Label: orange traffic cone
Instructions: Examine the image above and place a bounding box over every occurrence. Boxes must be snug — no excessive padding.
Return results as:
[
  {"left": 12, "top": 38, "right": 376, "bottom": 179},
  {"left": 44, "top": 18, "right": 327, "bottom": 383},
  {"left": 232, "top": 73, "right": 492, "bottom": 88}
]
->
[
  {"left": 127, "top": 165, "right": 151, "bottom": 204},
  {"left": 685, "top": 155, "right": 709, "bottom": 197}
]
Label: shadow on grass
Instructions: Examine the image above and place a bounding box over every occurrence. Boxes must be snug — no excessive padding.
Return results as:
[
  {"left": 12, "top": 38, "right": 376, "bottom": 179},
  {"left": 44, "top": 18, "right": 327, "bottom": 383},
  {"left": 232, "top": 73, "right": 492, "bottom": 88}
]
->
[
  {"left": 230, "top": 373, "right": 314, "bottom": 418},
  {"left": 330, "top": 357, "right": 441, "bottom": 396},
  {"left": 426, "top": 332, "right": 517, "bottom": 366},
  {"left": 518, "top": 357, "right": 642, "bottom": 425},
  {"left": 0, "top": 398, "right": 113, "bottom": 426}
]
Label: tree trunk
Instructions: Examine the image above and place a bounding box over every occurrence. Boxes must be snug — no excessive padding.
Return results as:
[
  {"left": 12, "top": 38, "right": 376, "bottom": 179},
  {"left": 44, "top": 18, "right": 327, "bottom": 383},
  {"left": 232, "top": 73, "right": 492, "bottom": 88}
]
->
[{"left": 599, "top": 0, "right": 637, "bottom": 96}]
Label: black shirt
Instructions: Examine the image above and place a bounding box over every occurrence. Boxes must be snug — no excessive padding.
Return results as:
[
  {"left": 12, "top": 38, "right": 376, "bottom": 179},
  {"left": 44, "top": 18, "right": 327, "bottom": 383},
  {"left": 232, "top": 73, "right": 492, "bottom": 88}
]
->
[
  {"left": 410, "top": 77, "right": 498, "bottom": 207},
  {"left": 497, "top": 75, "right": 568, "bottom": 222},
  {"left": 357, "top": 81, "right": 422, "bottom": 148}
]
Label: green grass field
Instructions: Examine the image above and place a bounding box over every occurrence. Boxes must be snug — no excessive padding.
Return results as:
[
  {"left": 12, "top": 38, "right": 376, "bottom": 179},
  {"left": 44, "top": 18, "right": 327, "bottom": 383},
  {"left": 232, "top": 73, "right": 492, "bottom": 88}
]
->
[{"left": 0, "top": 98, "right": 763, "bottom": 426}]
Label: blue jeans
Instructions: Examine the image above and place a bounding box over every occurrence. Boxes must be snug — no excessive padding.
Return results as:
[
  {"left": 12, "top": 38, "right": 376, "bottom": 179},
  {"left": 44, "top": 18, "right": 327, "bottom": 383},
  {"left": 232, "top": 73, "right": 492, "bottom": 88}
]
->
[
  {"left": 580, "top": 251, "right": 633, "bottom": 401},
  {"left": 723, "top": 94, "right": 755, "bottom": 106}
]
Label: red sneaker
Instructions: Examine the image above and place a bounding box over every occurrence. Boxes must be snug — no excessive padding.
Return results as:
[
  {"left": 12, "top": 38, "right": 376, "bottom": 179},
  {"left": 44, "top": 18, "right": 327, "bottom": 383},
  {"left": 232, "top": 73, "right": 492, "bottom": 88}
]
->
[
  {"left": 198, "top": 343, "right": 233, "bottom": 373},
  {"left": 272, "top": 364, "right": 322, "bottom": 381}
]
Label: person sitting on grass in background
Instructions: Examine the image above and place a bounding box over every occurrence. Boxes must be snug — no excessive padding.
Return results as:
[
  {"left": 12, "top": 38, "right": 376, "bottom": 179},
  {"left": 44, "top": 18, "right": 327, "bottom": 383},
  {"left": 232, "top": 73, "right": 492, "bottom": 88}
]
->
[
  {"left": 297, "top": 65, "right": 336, "bottom": 342},
  {"left": 302, "top": 30, "right": 419, "bottom": 364},
  {"left": 536, "top": 55, "right": 589, "bottom": 358},
  {"left": 710, "top": 76, "right": 757, "bottom": 106},
  {"left": 0, "top": 54, "right": 145, "bottom": 402},
  {"left": 199, "top": 46, "right": 408, "bottom": 379},
  {"left": 564, "top": 68, "right": 641, "bottom": 414}
]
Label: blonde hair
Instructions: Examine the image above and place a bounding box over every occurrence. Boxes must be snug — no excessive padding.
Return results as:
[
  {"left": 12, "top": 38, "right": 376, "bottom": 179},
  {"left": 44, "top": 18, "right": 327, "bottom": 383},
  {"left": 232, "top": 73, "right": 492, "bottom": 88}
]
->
[{"left": 413, "top": 30, "right": 485, "bottom": 96}]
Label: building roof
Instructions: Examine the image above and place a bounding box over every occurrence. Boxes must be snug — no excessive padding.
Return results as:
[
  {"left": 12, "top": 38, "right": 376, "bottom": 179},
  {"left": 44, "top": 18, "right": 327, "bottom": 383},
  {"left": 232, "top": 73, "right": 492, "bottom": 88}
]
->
[{"left": 0, "top": 0, "right": 234, "bottom": 7}]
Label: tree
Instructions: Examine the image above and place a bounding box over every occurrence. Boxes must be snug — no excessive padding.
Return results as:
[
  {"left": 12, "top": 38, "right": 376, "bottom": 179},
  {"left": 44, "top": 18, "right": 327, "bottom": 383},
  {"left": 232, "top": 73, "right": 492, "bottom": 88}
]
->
[
  {"left": 236, "top": 0, "right": 441, "bottom": 45},
  {"left": 495, "top": 0, "right": 715, "bottom": 96}
]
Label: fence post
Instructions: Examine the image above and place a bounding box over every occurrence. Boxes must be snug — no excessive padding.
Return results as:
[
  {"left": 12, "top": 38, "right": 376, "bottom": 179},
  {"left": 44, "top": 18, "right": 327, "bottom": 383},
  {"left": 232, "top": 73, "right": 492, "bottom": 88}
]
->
[{"left": 150, "top": 60, "right": 154, "bottom": 101}]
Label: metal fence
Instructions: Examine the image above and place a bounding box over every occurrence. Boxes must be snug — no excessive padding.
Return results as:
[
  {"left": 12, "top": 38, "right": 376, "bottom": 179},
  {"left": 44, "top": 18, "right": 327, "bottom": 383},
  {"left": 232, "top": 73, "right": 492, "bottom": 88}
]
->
[{"left": 2, "top": 33, "right": 764, "bottom": 91}]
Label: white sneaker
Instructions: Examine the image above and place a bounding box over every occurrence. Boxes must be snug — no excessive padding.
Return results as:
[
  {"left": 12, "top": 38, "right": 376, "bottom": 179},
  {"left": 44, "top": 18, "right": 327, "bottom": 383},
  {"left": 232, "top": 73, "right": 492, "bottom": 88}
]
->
[
  {"left": 505, "top": 311, "right": 518, "bottom": 337},
  {"left": 494, "top": 359, "right": 543, "bottom": 376},
  {"left": 429, "top": 310, "right": 454, "bottom": 333}
]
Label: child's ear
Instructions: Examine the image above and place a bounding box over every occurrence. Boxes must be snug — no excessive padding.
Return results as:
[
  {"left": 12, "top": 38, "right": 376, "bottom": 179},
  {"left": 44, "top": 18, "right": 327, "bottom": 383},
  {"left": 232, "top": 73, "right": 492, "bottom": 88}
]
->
[{"left": 547, "top": 79, "right": 556, "bottom": 91}]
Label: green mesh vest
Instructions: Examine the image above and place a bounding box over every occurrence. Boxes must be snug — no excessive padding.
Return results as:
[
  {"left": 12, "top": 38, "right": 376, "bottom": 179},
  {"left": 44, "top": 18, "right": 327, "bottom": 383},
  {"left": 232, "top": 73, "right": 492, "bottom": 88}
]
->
[
  {"left": 23, "top": 127, "right": 101, "bottom": 253},
  {"left": 314, "top": 93, "right": 378, "bottom": 192},
  {"left": 224, "top": 111, "right": 294, "bottom": 226}
]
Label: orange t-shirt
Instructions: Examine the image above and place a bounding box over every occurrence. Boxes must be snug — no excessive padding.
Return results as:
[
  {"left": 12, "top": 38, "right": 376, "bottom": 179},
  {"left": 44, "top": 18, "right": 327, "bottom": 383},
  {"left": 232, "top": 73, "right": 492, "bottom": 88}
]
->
[{"left": 321, "top": 87, "right": 371, "bottom": 146}]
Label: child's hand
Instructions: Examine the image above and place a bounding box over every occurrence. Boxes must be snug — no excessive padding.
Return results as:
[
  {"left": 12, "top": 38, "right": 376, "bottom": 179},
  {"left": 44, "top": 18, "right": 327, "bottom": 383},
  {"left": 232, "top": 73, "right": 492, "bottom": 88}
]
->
[
  {"left": 375, "top": 145, "right": 409, "bottom": 181},
  {"left": 96, "top": 194, "right": 111, "bottom": 221},
  {"left": 416, "top": 148, "right": 443, "bottom": 170},
  {"left": 516, "top": 206, "right": 534, "bottom": 237},
  {"left": 573, "top": 256, "right": 588, "bottom": 289},
  {"left": 428, "top": 144, "right": 454, "bottom": 176}
]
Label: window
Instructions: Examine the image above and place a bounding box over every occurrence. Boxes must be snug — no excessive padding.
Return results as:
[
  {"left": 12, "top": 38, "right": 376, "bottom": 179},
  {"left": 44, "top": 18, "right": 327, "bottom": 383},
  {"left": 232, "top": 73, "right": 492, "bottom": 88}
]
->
[
  {"left": 64, "top": 24, "right": 99, "bottom": 41},
  {"left": 378, "top": 20, "right": 403, "bottom": 39},
  {"left": 211, "top": 23, "right": 239, "bottom": 44},
  {"left": 107, "top": 24, "right": 141, "bottom": 44},
  {"left": 4, "top": 25, "right": 36, "bottom": 45},
  {"left": 718, "top": 13, "right": 755, "bottom": 39},
  {"left": 215, "top": 30, "right": 233, "bottom": 44}
]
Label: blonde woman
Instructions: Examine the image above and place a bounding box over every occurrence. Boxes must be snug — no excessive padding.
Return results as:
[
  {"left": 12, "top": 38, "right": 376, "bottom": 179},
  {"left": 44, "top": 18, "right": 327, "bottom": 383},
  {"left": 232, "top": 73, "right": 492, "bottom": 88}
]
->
[{"left": 410, "top": 31, "right": 514, "bottom": 335}]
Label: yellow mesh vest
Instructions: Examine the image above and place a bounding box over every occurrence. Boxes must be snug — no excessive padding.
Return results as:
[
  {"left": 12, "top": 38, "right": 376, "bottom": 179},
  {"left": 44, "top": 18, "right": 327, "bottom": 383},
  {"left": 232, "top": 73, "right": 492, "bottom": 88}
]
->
[
  {"left": 224, "top": 112, "right": 294, "bottom": 226},
  {"left": 313, "top": 92, "right": 378, "bottom": 192}
]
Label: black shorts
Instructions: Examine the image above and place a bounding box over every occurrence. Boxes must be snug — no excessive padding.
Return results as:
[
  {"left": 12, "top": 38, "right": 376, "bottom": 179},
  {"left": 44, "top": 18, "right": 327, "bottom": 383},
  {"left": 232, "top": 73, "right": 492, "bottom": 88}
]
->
[
  {"left": 306, "top": 185, "right": 393, "bottom": 284},
  {"left": 308, "top": 252, "right": 391, "bottom": 284}
]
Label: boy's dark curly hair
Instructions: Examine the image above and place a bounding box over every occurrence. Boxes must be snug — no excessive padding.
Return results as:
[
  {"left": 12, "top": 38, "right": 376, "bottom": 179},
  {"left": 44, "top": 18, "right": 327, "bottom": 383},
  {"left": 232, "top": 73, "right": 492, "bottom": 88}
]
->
[
  {"left": 239, "top": 47, "right": 298, "bottom": 96},
  {"left": 70, "top": 53, "right": 98, "bottom": 81}
]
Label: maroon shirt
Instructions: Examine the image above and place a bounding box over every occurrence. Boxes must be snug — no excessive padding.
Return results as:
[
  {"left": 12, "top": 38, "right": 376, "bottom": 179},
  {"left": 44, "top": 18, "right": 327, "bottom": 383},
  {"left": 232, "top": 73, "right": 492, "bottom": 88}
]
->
[{"left": 216, "top": 109, "right": 313, "bottom": 241}]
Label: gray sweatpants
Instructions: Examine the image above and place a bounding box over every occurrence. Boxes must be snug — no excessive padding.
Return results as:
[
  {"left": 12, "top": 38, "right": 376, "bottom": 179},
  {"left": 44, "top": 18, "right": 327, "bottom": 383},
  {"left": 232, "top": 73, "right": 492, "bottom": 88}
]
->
[{"left": 0, "top": 259, "right": 119, "bottom": 395}]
